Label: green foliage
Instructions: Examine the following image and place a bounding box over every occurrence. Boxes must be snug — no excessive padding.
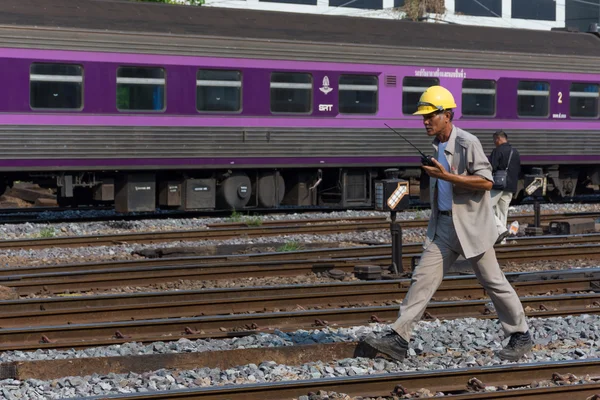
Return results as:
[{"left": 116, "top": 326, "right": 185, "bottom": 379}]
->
[
  {"left": 244, "top": 216, "right": 263, "bottom": 227},
  {"left": 228, "top": 210, "right": 263, "bottom": 226},
  {"left": 228, "top": 210, "right": 243, "bottom": 223},
  {"left": 277, "top": 241, "right": 302, "bottom": 252},
  {"left": 39, "top": 227, "right": 57, "bottom": 238}
]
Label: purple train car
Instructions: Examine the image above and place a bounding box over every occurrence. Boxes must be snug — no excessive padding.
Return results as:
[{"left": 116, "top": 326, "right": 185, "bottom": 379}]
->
[{"left": 1, "top": 0, "right": 600, "bottom": 211}]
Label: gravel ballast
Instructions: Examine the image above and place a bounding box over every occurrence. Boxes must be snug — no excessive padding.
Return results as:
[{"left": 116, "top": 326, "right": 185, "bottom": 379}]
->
[
  {"left": 3, "top": 203, "right": 600, "bottom": 240},
  {"left": 0, "top": 314, "right": 598, "bottom": 398},
  {"left": 3, "top": 202, "right": 600, "bottom": 269}
]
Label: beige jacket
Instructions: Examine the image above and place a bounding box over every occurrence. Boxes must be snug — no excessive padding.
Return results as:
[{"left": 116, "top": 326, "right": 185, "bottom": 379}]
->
[{"left": 425, "top": 125, "right": 497, "bottom": 259}]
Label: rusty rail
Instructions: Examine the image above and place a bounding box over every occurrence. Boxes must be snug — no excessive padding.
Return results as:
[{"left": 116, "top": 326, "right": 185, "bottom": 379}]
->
[
  {"left": 2, "top": 231, "right": 600, "bottom": 279},
  {"left": 0, "top": 292, "right": 598, "bottom": 351},
  {"left": 3, "top": 242, "right": 600, "bottom": 295},
  {"left": 72, "top": 359, "right": 600, "bottom": 400},
  {"left": 1, "top": 211, "right": 599, "bottom": 251},
  {"left": 0, "top": 268, "right": 598, "bottom": 328},
  {"left": 0, "top": 219, "right": 390, "bottom": 251}
]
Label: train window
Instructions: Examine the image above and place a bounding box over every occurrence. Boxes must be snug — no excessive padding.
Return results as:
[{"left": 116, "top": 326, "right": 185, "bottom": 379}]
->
[
  {"left": 402, "top": 77, "right": 439, "bottom": 115},
  {"left": 197, "top": 70, "right": 242, "bottom": 112},
  {"left": 30, "top": 64, "right": 83, "bottom": 110},
  {"left": 339, "top": 75, "right": 378, "bottom": 114},
  {"left": 456, "top": 0, "right": 501, "bottom": 17},
  {"left": 570, "top": 83, "right": 599, "bottom": 118},
  {"left": 517, "top": 81, "right": 549, "bottom": 117},
  {"left": 117, "top": 67, "right": 165, "bottom": 112},
  {"left": 511, "top": 0, "right": 555, "bottom": 21},
  {"left": 462, "top": 79, "right": 496, "bottom": 116},
  {"left": 270, "top": 72, "right": 312, "bottom": 113}
]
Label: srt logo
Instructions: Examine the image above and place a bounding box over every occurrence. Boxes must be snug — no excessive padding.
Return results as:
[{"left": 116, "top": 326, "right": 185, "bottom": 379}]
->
[
  {"left": 320, "top": 76, "right": 333, "bottom": 94},
  {"left": 319, "top": 104, "right": 333, "bottom": 111}
]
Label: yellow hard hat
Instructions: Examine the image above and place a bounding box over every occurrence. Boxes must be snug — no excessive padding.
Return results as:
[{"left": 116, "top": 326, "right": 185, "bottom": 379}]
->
[{"left": 413, "top": 85, "right": 457, "bottom": 115}]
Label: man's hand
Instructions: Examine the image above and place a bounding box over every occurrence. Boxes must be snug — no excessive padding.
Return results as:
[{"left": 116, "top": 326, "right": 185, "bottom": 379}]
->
[
  {"left": 422, "top": 158, "right": 448, "bottom": 180},
  {"left": 423, "top": 158, "right": 492, "bottom": 191}
]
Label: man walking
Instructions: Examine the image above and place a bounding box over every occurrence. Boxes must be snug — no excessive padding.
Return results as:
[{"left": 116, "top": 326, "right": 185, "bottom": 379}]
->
[
  {"left": 364, "top": 86, "right": 532, "bottom": 361},
  {"left": 490, "top": 130, "right": 521, "bottom": 244}
]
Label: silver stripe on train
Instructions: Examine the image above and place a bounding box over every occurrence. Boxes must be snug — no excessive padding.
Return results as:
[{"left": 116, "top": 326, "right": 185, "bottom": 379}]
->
[{"left": 29, "top": 74, "right": 83, "bottom": 83}]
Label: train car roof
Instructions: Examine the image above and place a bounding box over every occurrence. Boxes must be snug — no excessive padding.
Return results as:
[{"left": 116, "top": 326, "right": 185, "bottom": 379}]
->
[{"left": 2, "top": 0, "right": 600, "bottom": 57}]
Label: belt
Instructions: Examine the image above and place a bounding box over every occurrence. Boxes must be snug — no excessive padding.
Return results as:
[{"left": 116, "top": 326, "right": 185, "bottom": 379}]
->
[{"left": 439, "top": 210, "right": 452, "bottom": 216}]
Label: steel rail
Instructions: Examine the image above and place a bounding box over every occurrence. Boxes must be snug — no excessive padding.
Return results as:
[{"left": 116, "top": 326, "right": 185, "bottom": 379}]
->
[
  {"left": 439, "top": 384, "right": 600, "bottom": 399},
  {"left": 3, "top": 243, "right": 600, "bottom": 295},
  {"left": 73, "top": 359, "right": 600, "bottom": 400},
  {"left": 205, "top": 216, "right": 386, "bottom": 228},
  {"left": 1, "top": 232, "right": 599, "bottom": 279},
  {"left": 1, "top": 211, "right": 598, "bottom": 250},
  {"left": 0, "top": 220, "right": 391, "bottom": 250},
  {"left": 0, "top": 209, "right": 385, "bottom": 225},
  {"left": 0, "top": 271, "right": 598, "bottom": 328},
  {"left": 0, "top": 293, "right": 597, "bottom": 351}
]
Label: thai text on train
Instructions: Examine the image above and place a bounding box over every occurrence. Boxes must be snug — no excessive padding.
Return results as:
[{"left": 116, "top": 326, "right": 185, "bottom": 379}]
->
[{"left": 414, "top": 68, "right": 467, "bottom": 79}]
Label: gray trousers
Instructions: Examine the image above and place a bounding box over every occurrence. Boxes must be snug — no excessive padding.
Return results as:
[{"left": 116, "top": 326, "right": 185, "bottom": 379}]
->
[
  {"left": 391, "top": 214, "right": 529, "bottom": 341},
  {"left": 491, "top": 189, "right": 513, "bottom": 235}
]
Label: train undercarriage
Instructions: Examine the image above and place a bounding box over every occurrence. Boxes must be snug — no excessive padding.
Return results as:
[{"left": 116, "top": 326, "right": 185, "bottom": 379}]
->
[{"left": 3, "top": 164, "right": 600, "bottom": 212}]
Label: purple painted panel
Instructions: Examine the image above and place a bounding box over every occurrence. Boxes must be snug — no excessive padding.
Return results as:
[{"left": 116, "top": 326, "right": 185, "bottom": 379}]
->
[
  {"left": 549, "top": 80, "right": 570, "bottom": 120},
  {"left": 0, "top": 58, "right": 31, "bottom": 111},
  {"left": 242, "top": 69, "right": 270, "bottom": 115},
  {"left": 84, "top": 62, "right": 115, "bottom": 113},
  {"left": 166, "top": 65, "right": 196, "bottom": 115},
  {"left": 312, "top": 71, "right": 339, "bottom": 117},
  {"left": 496, "top": 78, "right": 518, "bottom": 120},
  {"left": 2, "top": 46, "right": 600, "bottom": 122}
]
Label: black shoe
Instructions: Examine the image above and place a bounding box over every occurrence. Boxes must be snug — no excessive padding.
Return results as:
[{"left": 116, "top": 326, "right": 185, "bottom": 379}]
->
[
  {"left": 363, "top": 331, "right": 408, "bottom": 361},
  {"left": 496, "top": 331, "right": 533, "bottom": 361},
  {"left": 495, "top": 230, "right": 510, "bottom": 245}
]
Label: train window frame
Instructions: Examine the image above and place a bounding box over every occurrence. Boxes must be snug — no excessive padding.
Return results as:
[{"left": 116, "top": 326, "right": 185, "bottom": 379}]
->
[
  {"left": 569, "top": 82, "right": 599, "bottom": 119},
  {"left": 402, "top": 77, "right": 440, "bottom": 115},
  {"left": 29, "top": 63, "right": 84, "bottom": 111},
  {"left": 517, "top": 81, "right": 550, "bottom": 118},
  {"left": 269, "top": 72, "right": 313, "bottom": 115},
  {"left": 338, "top": 74, "right": 379, "bottom": 115},
  {"left": 116, "top": 66, "right": 166, "bottom": 113},
  {"left": 461, "top": 79, "right": 496, "bottom": 118},
  {"left": 196, "top": 69, "right": 243, "bottom": 114}
]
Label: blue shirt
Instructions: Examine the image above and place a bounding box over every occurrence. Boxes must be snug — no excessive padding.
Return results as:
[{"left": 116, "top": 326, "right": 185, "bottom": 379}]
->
[{"left": 437, "top": 140, "right": 453, "bottom": 211}]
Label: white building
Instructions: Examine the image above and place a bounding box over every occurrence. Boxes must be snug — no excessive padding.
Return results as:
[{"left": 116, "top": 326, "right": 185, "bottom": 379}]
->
[{"left": 201, "top": 0, "right": 566, "bottom": 31}]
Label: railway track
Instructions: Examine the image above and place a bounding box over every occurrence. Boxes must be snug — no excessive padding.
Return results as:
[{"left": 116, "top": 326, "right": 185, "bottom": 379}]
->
[
  {"left": 0, "top": 217, "right": 390, "bottom": 250},
  {"left": 3, "top": 238, "right": 600, "bottom": 295},
  {"left": 3, "top": 231, "right": 600, "bottom": 278},
  {"left": 3, "top": 339, "right": 599, "bottom": 399},
  {"left": 1, "top": 211, "right": 599, "bottom": 251},
  {"left": 1, "top": 268, "right": 598, "bottom": 328},
  {"left": 1, "top": 283, "right": 598, "bottom": 350},
  {"left": 0, "top": 205, "right": 376, "bottom": 224},
  {"left": 72, "top": 358, "right": 600, "bottom": 399}
]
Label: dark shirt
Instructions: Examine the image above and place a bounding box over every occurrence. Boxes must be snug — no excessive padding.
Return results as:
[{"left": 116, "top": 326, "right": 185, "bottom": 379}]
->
[{"left": 490, "top": 142, "right": 520, "bottom": 193}]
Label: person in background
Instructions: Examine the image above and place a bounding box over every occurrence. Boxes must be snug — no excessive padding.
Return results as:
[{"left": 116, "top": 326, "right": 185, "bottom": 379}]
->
[{"left": 490, "top": 130, "right": 521, "bottom": 244}]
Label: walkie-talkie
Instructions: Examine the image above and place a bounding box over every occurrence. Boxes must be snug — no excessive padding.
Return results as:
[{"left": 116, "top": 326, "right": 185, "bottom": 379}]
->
[{"left": 384, "top": 123, "right": 435, "bottom": 167}]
